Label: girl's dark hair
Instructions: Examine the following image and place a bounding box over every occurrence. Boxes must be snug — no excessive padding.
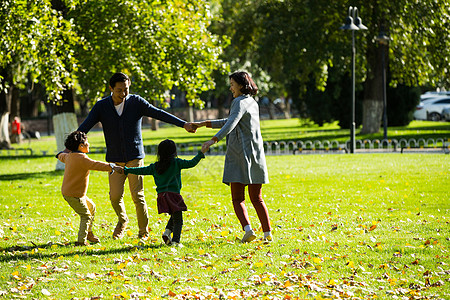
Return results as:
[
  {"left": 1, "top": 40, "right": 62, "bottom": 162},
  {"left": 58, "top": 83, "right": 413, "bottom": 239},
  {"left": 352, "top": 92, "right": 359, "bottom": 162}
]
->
[
  {"left": 109, "top": 72, "right": 130, "bottom": 88},
  {"left": 229, "top": 71, "right": 258, "bottom": 96},
  {"left": 155, "top": 139, "right": 177, "bottom": 174},
  {"left": 65, "top": 131, "right": 87, "bottom": 152}
]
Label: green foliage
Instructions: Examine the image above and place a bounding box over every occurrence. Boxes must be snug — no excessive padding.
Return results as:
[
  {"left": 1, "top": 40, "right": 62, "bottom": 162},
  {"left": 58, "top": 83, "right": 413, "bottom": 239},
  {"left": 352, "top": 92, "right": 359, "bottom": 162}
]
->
[
  {"left": 69, "top": 0, "right": 227, "bottom": 108},
  {"left": 66, "top": 0, "right": 226, "bottom": 107},
  {"left": 388, "top": 0, "right": 450, "bottom": 88},
  {"left": 0, "top": 0, "right": 78, "bottom": 99},
  {"left": 211, "top": 0, "right": 450, "bottom": 128},
  {"left": 1, "top": 0, "right": 226, "bottom": 107},
  {"left": 0, "top": 153, "right": 449, "bottom": 298}
]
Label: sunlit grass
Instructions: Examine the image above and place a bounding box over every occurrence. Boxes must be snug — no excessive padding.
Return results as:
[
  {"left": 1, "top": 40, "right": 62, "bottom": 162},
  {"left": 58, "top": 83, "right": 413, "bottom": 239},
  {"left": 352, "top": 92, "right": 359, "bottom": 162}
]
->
[{"left": 1, "top": 153, "right": 449, "bottom": 299}]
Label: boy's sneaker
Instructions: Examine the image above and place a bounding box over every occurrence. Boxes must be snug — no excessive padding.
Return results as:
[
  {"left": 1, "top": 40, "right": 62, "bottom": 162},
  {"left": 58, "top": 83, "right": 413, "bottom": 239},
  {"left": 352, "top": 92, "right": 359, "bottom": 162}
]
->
[
  {"left": 241, "top": 230, "right": 257, "bottom": 243},
  {"left": 112, "top": 221, "right": 128, "bottom": 240},
  {"left": 171, "top": 242, "right": 184, "bottom": 248},
  {"left": 162, "top": 233, "right": 172, "bottom": 245},
  {"left": 87, "top": 232, "right": 100, "bottom": 243}
]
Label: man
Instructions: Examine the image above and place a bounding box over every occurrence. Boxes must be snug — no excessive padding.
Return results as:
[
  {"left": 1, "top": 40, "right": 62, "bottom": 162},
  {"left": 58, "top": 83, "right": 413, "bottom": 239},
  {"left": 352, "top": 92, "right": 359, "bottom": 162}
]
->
[{"left": 78, "top": 72, "right": 196, "bottom": 240}]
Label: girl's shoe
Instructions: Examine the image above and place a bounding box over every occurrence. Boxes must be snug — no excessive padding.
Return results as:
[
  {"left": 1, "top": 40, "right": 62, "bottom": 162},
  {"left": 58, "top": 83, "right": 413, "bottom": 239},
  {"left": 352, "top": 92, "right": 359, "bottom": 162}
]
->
[
  {"left": 162, "top": 233, "right": 172, "bottom": 245},
  {"left": 241, "top": 230, "right": 257, "bottom": 243}
]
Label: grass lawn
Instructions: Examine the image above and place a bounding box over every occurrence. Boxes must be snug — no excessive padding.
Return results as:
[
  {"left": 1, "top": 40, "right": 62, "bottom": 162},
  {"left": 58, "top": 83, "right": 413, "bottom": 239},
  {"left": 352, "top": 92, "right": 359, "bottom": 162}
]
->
[{"left": 0, "top": 151, "right": 449, "bottom": 299}]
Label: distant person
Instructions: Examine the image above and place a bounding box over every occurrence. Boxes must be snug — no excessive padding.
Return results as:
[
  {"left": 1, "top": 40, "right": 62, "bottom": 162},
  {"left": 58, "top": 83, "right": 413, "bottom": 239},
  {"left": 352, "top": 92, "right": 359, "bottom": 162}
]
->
[
  {"left": 11, "top": 117, "right": 22, "bottom": 144},
  {"left": 195, "top": 71, "right": 272, "bottom": 242},
  {"left": 56, "top": 131, "right": 123, "bottom": 246},
  {"left": 124, "top": 139, "right": 206, "bottom": 246},
  {"left": 78, "top": 72, "right": 197, "bottom": 240}
]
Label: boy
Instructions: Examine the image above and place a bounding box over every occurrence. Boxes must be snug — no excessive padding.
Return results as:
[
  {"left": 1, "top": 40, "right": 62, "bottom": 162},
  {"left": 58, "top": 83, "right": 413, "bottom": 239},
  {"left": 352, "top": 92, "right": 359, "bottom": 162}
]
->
[{"left": 56, "top": 131, "right": 123, "bottom": 246}]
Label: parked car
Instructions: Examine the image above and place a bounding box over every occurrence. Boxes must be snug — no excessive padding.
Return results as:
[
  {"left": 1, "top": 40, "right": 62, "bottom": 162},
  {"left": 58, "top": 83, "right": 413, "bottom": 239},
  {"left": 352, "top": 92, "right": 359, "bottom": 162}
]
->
[
  {"left": 420, "top": 91, "right": 450, "bottom": 101},
  {"left": 442, "top": 107, "right": 450, "bottom": 121},
  {"left": 413, "top": 97, "right": 450, "bottom": 121}
]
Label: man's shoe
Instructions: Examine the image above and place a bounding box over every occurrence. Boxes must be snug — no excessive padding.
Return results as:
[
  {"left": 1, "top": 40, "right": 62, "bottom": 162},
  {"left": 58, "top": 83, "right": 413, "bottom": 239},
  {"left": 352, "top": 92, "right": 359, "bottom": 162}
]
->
[
  {"left": 162, "top": 233, "right": 172, "bottom": 245},
  {"left": 241, "top": 230, "right": 257, "bottom": 243},
  {"left": 112, "top": 222, "right": 128, "bottom": 240},
  {"left": 138, "top": 233, "right": 149, "bottom": 240},
  {"left": 75, "top": 241, "right": 89, "bottom": 246},
  {"left": 87, "top": 232, "right": 100, "bottom": 243}
]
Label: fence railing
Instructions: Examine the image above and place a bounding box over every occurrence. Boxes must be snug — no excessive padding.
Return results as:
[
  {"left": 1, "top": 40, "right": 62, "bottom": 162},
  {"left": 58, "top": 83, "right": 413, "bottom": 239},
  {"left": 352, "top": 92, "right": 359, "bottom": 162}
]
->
[{"left": 1, "top": 138, "right": 448, "bottom": 157}]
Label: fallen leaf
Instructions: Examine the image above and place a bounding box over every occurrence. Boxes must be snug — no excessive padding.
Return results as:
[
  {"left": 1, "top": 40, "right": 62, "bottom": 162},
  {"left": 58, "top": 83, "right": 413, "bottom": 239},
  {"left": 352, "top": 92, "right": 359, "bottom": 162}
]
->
[{"left": 168, "top": 290, "right": 176, "bottom": 297}]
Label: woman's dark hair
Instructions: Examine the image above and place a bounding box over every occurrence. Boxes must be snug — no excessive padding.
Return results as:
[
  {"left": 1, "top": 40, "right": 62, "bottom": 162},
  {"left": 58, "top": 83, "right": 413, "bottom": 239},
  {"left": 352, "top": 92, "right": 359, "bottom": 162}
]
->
[
  {"left": 229, "top": 71, "right": 258, "bottom": 96},
  {"left": 109, "top": 72, "right": 130, "bottom": 88},
  {"left": 65, "top": 131, "right": 87, "bottom": 152},
  {"left": 155, "top": 139, "right": 177, "bottom": 174}
]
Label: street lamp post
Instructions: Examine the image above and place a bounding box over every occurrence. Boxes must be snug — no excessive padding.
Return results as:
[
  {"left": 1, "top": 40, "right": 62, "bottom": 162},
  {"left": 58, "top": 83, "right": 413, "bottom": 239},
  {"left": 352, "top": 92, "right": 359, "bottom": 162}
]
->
[
  {"left": 340, "top": 7, "right": 367, "bottom": 154},
  {"left": 376, "top": 32, "right": 390, "bottom": 141}
]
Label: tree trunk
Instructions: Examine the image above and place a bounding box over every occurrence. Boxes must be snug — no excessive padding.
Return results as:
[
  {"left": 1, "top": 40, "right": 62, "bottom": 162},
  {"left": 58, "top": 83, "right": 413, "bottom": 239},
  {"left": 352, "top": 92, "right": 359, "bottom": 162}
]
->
[
  {"left": 217, "top": 94, "right": 225, "bottom": 119},
  {"left": 0, "top": 112, "right": 11, "bottom": 149},
  {"left": 53, "top": 88, "right": 77, "bottom": 170},
  {"left": 284, "top": 98, "right": 291, "bottom": 119},
  {"left": 187, "top": 105, "right": 194, "bottom": 122},
  {"left": 361, "top": 40, "right": 386, "bottom": 134},
  {"left": 0, "top": 67, "right": 12, "bottom": 149},
  {"left": 10, "top": 87, "right": 20, "bottom": 121},
  {"left": 268, "top": 100, "right": 275, "bottom": 120},
  {"left": 53, "top": 112, "right": 78, "bottom": 169},
  {"left": 361, "top": 98, "right": 383, "bottom": 134},
  {"left": 151, "top": 118, "right": 159, "bottom": 130}
]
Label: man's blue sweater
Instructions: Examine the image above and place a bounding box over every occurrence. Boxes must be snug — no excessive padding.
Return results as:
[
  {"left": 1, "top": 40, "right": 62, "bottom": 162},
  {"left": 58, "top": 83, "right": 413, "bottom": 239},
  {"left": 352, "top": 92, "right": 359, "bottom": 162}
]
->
[{"left": 78, "top": 94, "right": 186, "bottom": 163}]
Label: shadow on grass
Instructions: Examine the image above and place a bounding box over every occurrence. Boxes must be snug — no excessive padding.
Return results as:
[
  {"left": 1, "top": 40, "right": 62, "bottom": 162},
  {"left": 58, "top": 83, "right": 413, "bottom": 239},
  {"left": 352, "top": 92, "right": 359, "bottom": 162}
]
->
[
  {"left": 0, "top": 170, "right": 63, "bottom": 181},
  {"left": 0, "top": 241, "right": 166, "bottom": 263},
  {"left": 0, "top": 239, "right": 246, "bottom": 263}
]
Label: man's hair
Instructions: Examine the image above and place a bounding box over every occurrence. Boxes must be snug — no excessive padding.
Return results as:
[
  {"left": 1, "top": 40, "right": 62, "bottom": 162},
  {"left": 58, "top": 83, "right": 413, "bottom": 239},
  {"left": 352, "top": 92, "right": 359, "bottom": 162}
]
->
[
  {"left": 229, "top": 71, "right": 258, "bottom": 96},
  {"left": 65, "top": 131, "right": 87, "bottom": 152},
  {"left": 109, "top": 72, "right": 130, "bottom": 88}
]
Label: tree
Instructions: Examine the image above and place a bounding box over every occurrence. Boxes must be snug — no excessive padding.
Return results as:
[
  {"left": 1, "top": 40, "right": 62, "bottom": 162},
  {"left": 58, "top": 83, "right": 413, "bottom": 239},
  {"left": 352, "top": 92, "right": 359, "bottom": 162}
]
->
[
  {"left": 0, "top": 0, "right": 78, "bottom": 149},
  {"left": 65, "top": 0, "right": 225, "bottom": 109},
  {"left": 212, "top": 0, "right": 450, "bottom": 132},
  {"left": 360, "top": 0, "right": 450, "bottom": 133}
]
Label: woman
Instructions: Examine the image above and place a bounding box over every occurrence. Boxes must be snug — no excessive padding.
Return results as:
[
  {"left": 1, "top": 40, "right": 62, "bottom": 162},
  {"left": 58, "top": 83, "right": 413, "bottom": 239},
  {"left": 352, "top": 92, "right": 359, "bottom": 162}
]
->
[{"left": 197, "top": 71, "right": 272, "bottom": 242}]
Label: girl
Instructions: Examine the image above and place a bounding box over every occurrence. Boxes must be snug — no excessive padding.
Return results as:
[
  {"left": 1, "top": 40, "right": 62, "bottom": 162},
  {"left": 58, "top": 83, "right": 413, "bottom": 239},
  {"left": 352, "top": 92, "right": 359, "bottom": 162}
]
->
[
  {"left": 196, "top": 71, "right": 272, "bottom": 243},
  {"left": 124, "top": 139, "right": 206, "bottom": 246}
]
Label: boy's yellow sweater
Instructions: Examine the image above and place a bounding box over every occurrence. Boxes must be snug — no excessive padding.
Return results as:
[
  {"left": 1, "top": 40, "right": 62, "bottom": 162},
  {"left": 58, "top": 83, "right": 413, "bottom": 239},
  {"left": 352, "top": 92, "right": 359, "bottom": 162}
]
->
[{"left": 57, "top": 152, "right": 111, "bottom": 198}]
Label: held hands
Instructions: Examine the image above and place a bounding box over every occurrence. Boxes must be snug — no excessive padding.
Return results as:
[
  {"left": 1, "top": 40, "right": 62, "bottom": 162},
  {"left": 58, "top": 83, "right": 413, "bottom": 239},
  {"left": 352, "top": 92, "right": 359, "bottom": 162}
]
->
[
  {"left": 184, "top": 121, "right": 208, "bottom": 133},
  {"left": 184, "top": 122, "right": 197, "bottom": 133},
  {"left": 113, "top": 166, "right": 124, "bottom": 174},
  {"left": 201, "top": 139, "right": 216, "bottom": 153}
]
